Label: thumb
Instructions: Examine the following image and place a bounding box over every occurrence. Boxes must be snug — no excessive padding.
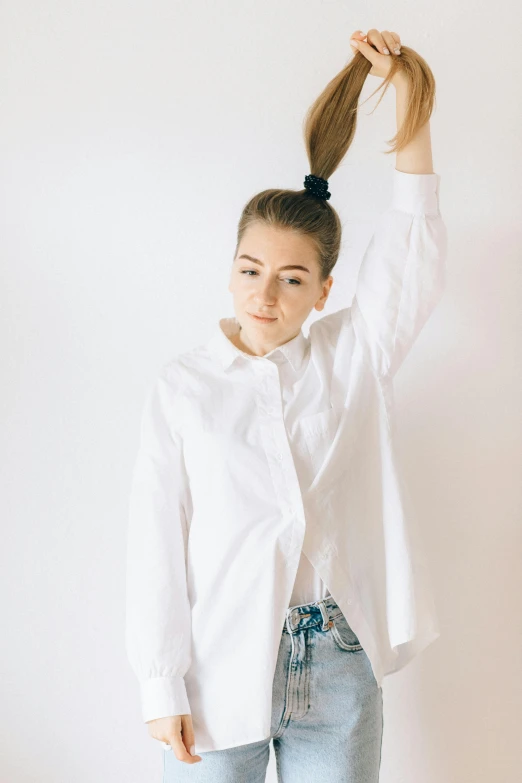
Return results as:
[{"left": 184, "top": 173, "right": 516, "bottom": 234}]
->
[{"left": 349, "top": 37, "right": 380, "bottom": 66}]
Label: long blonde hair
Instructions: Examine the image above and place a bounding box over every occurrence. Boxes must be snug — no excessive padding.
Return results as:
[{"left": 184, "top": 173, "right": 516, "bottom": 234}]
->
[{"left": 233, "top": 45, "right": 436, "bottom": 281}]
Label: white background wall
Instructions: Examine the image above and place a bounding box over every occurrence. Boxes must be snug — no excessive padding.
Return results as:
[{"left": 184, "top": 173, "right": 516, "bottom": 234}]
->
[{"left": 1, "top": 1, "right": 521, "bottom": 781}]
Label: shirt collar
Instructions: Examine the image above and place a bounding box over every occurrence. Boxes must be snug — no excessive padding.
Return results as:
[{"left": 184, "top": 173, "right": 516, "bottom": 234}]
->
[{"left": 207, "top": 316, "right": 309, "bottom": 373}]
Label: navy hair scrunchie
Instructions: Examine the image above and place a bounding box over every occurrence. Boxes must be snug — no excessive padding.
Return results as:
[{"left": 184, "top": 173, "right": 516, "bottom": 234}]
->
[{"left": 303, "top": 174, "right": 331, "bottom": 201}]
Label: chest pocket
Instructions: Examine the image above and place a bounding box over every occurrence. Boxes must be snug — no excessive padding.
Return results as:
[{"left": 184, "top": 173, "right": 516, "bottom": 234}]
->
[{"left": 293, "top": 404, "right": 341, "bottom": 478}]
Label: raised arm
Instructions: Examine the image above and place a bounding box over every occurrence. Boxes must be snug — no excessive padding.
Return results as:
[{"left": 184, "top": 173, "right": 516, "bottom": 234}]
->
[
  {"left": 350, "top": 166, "right": 447, "bottom": 380},
  {"left": 125, "top": 368, "right": 193, "bottom": 723},
  {"left": 348, "top": 35, "right": 448, "bottom": 379},
  {"left": 393, "top": 71, "right": 435, "bottom": 176}
]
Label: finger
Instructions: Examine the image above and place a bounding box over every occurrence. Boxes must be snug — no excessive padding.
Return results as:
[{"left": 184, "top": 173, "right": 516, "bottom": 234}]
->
[
  {"left": 180, "top": 715, "right": 199, "bottom": 758},
  {"left": 366, "top": 28, "right": 390, "bottom": 56},
  {"left": 170, "top": 734, "right": 202, "bottom": 764},
  {"left": 349, "top": 36, "right": 381, "bottom": 65},
  {"left": 180, "top": 723, "right": 197, "bottom": 759},
  {"left": 349, "top": 30, "right": 367, "bottom": 48},
  {"left": 383, "top": 31, "right": 402, "bottom": 55}
]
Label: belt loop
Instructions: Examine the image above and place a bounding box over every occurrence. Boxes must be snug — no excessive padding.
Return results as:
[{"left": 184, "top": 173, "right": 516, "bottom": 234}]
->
[
  {"left": 317, "top": 599, "right": 330, "bottom": 631},
  {"left": 285, "top": 609, "right": 293, "bottom": 635}
]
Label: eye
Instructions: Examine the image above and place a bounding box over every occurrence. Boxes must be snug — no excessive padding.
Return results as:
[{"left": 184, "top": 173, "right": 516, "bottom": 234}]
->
[{"left": 239, "top": 270, "right": 301, "bottom": 285}]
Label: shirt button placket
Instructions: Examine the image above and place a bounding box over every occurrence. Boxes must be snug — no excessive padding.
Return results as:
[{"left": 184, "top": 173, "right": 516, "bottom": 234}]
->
[
  {"left": 263, "top": 364, "right": 305, "bottom": 557},
  {"left": 265, "top": 366, "right": 284, "bottom": 463},
  {"left": 253, "top": 360, "right": 305, "bottom": 562}
]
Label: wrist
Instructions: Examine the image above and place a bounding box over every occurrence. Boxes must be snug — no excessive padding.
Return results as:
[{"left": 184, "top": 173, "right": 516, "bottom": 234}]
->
[{"left": 391, "top": 72, "right": 409, "bottom": 90}]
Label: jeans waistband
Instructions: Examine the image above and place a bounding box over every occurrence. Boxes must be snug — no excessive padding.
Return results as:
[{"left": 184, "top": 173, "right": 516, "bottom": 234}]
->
[{"left": 283, "top": 593, "right": 344, "bottom": 634}]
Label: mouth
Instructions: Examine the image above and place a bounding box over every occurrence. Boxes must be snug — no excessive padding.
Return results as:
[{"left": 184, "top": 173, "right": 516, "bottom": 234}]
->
[{"left": 248, "top": 312, "right": 278, "bottom": 324}]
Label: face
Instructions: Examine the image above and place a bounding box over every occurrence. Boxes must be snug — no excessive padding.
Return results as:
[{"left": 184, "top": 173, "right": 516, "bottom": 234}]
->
[{"left": 228, "top": 222, "right": 333, "bottom": 355}]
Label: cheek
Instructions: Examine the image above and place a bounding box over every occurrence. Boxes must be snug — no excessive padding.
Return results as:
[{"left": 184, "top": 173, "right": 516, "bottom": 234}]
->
[
  {"left": 229, "top": 274, "right": 248, "bottom": 293},
  {"left": 236, "top": 274, "right": 255, "bottom": 289}
]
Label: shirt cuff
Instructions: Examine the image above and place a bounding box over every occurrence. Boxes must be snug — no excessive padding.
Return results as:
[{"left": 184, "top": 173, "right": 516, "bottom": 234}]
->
[
  {"left": 140, "top": 675, "right": 191, "bottom": 723},
  {"left": 392, "top": 168, "right": 441, "bottom": 216}
]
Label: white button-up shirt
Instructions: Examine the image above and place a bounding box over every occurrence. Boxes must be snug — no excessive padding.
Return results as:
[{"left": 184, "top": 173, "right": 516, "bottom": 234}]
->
[{"left": 125, "top": 168, "right": 447, "bottom": 753}]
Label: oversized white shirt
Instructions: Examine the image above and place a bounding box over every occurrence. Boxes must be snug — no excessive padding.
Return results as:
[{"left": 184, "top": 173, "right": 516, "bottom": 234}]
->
[{"left": 125, "top": 168, "right": 447, "bottom": 753}]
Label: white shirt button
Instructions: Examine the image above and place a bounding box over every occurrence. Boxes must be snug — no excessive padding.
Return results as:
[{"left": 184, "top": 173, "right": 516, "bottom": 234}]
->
[{"left": 276, "top": 453, "right": 283, "bottom": 460}]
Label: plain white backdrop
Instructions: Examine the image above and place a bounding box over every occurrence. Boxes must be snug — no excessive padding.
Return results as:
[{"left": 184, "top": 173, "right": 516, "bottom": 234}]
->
[{"left": 1, "top": 1, "right": 521, "bottom": 781}]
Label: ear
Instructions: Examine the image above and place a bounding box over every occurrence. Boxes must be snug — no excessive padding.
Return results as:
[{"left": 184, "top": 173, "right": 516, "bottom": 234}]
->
[
  {"left": 315, "top": 276, "right": 333, "bottom": 311},
  {"left": 322, "top": 275, "right": 334, "bottom": 298}
]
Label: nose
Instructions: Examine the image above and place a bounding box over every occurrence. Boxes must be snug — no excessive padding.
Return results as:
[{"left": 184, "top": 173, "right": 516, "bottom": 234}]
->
[{"left": 255, "top": 278, "right": 278, "bottom": 304}]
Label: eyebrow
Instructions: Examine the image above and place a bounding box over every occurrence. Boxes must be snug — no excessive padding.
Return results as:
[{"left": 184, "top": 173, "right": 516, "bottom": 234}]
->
[{"left": 236, "top": 254, "right": 311, "bottom": 274}]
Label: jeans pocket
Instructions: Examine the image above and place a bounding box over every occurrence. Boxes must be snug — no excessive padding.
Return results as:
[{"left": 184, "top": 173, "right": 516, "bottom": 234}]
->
[{"left": 329, "top": 613, "right": 364, "bottom": 652}]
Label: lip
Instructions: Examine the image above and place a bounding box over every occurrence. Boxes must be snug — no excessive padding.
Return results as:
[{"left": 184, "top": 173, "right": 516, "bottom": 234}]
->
[{"left": 248, "top": 312, "right": 278, "bottom": 323}]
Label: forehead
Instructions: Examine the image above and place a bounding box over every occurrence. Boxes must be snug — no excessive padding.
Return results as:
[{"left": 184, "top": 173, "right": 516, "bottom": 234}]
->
[{"left": 236, "top": 222, "right": 319, "bottom": 267}]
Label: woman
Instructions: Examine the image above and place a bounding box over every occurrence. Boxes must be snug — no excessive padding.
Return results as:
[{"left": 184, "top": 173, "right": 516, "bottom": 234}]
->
[{"left": 125, "top": 27, "right": 447, "bottom": 782}]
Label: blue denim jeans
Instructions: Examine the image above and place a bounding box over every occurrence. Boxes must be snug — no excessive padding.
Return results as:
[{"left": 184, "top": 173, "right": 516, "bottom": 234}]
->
[{"left": 163, "top": 594, "right": 383, "bottom": 782}]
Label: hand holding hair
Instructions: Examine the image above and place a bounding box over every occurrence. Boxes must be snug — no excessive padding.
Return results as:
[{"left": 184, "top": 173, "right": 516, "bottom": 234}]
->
[
  {"left": 349, "top": 29, "right": 403, "bottom": 81},
  {"left": 322, "top": 26, "right": 437, "bottom": 156}
]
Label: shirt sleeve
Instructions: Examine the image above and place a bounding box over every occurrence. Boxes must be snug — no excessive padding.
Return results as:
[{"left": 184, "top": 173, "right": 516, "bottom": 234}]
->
[
  {"left": 125, "top": 367, "right": 193, "bottom": 723},
  {"left": 351, "top": 168, "right": 448, "bottom": 380}
]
